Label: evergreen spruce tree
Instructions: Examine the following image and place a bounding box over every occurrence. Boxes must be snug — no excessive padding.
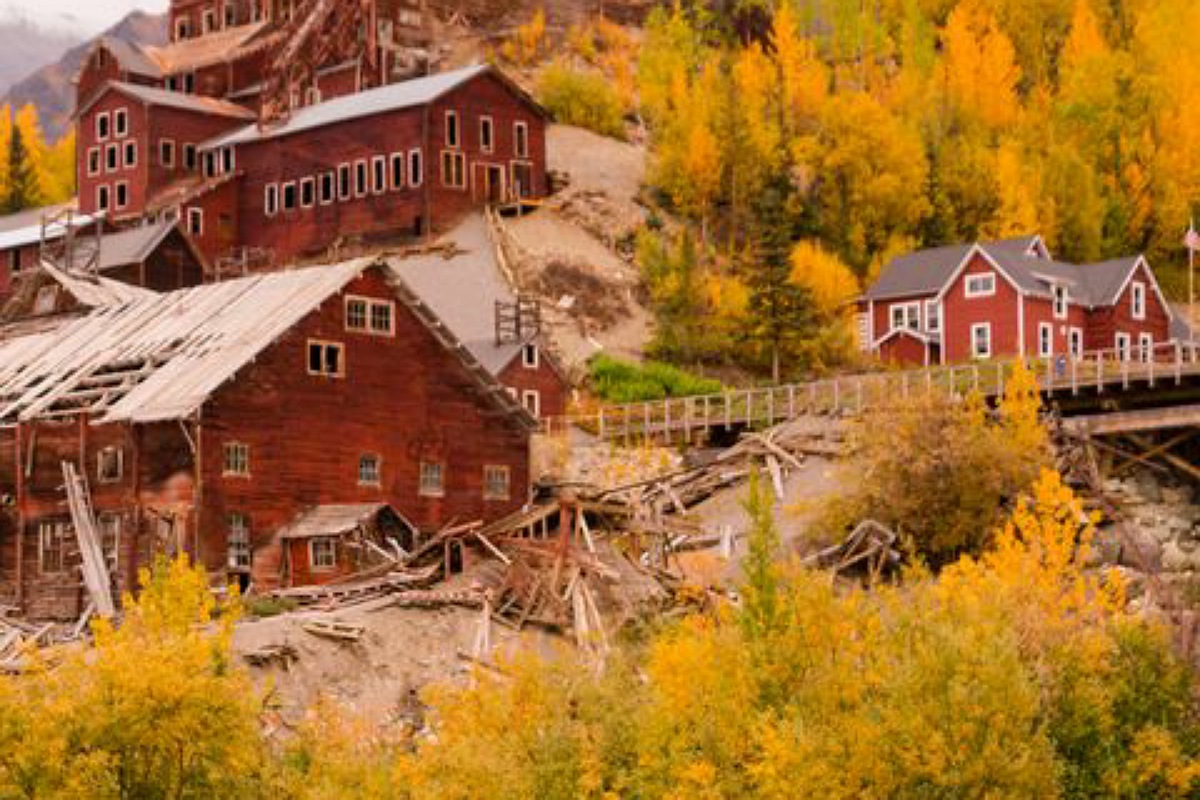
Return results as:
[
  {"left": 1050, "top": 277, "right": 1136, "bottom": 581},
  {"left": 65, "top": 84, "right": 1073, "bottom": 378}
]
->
[
  {"left": 743, "top": 169, "right": 813, "bottom": 382},
  {"left": 4, "top": 122, "right": 39, "bottom": 213}
]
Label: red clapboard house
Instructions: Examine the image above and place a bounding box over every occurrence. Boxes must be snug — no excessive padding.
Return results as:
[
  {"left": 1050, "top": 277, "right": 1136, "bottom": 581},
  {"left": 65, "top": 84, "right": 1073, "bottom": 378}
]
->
[
  {"left": 0, "top": 257, "right": 536, "bottom": 619},
  {"left": 858, "top": 235, "right": 1182, "bottom": 366}
]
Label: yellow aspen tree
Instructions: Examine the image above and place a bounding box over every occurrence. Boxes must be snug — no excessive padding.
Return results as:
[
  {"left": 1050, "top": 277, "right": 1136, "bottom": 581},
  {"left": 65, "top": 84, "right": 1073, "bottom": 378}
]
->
[
  {"left": 14, "top": 104, "right": 55, "bottom": 206},
  {"left": 0, "top": 105, "right": 11, "bottom": 193},
  {"left": 788, "top": 240, "right": 859, "bottom": 315}
]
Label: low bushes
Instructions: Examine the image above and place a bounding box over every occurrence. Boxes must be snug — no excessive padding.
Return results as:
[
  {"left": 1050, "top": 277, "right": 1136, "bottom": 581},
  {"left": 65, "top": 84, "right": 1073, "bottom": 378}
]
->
[{"left": 587, "top": 354, "right": 722, "bottom": 403}]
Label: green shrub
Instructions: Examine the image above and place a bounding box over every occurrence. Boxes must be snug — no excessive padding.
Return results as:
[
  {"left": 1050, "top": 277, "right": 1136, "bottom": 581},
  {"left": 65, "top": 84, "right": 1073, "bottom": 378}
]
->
[
  {"left": 242, "top": 595, "right": 299, "bottom": 618},
  {"left": 537, "top": 64, "right": 627, "bottom": 139},
  {"left": 588, "top": 354, "right": 722, "bottom": 403}
]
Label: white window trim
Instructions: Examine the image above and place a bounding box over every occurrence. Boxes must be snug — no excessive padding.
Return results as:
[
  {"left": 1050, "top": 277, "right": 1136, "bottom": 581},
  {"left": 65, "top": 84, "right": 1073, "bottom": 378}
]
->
[
  {"left": 309, "top": 538, "right": 337, "bottom": 571},
  {"left": 1038, "top": 322, "right": 1053, "bottom": 358},
  {"left": 483, "top": 465, "right": 511, "bottom": 501},
  {"left": 96, "top": 112, "right": 110, "bottom": 142},
  {"left": 970, "top": 323, "right": 992, "bottom": 360},
  {"left": 445, "top": 110, "right": 460, "bottom": 148},
  {"left": 1115, "top": 332, "right": 1132, "bottom": 362},
  {"left": 300, "top": 176, "right": 316, "bottom": 209},
  {"left": 1053, "top": 285, "right": 1069, "bottom": 320},
  {"left": 114, "top": 108, "right": 128, "bottom": 138},
  {"left": 282, "top": 181, "right": 297, "bottom": 211},
  {"left": 123, "top": 141, "right": 137, "bottom": 169},
  {"left": 1139, "top": 332, "right": 1154, "bottom": 363},
  {"left": 522, "top": 343, "right": 539, "bottom": 369},
  {"left": 306, "top": 339, "right": 346, "bottom": 378},
  {"left": 223, "top": 442, "right": 250, "bottom": 477},
  {"left": 514, "top": 121, "right": 529, "bottom": 158},
  {"left": 95, "top": 184, "right": 110, "bottom": 213},
  {"left": 441, "top": 150, "right": 466, "bottom": 190},
  {"left": 923, "top": 299, "right": 940, "bottom": 334},
  {"left": 345, "top": 296, "right": 396, "bottom": 337},
  {"left": 96, "top": 446, "right": 124, "bottom": 484},
  {"left": 419, "top": 462, "right": 445, "bottom": 498},
  {"left": 889, "top": 301, "right": 921, "bottom": 332},
  {"left": 964, "top": 272, "right": 996, "bottom": 299},
  {"left": 105, "top": 144, "right": 119, "bottom": 174},
  {"left": 320, "top": 171, "right": 335, "bottom": 205},
  {"left": 187, "top": 207, "right": 203, "bottom": 236},
  {"left": 390, "top": 152, "right": 405, "bottom": 191},
  {"left": 479, "top": 115, "right": 494, "bottom": 153},
  {"left": 86, "top": 147, "right": 100, "bottom": 177},
  {"left": 522, "top": 389, "right": 541, "bottom": 417},
  {"left": 1069, "top": 328, "right": 1084, "bottom": 358},
  {"left": 1131, "top": 281, "right": 1146, "bottom": 321},
  {"left": 115, "top": 181, "right": 130, "bottom": 210},
  {"left": 160, "top": 138, "right": 176, "bottom": 168},
  {"left": 354, "top": 159, "right": 368, "bottom": 197},
  {"left": 264, "top": 183, "right": 279, "bottom": 217},
  {"left": 371, "top": 155, "right": 387, "bottom": 195},
  {"left": 358, "top": 454, "right": 382, "bottom": 486},
  {"left": 337, "top": 163, "right": 352, "bottom": 200}
]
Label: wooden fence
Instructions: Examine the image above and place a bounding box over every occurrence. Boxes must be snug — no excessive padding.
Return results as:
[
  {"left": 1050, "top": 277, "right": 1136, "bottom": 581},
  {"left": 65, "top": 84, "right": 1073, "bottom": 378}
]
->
[{"left": 543, "top": 342, "right": 1200, "bottom": 443}]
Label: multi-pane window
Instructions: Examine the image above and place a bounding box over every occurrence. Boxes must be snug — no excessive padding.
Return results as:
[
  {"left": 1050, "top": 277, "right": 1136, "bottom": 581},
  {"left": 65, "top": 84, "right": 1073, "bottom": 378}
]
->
[
  {"left": 889, "top": 302, "right": 920, "bottom": 332},
  {"left": 307, "top": 340, "right": 344, "bottom": 377},
  {"left": 523, "top": 389, "right": 541, "bottom": 417},
  {"left": 1038, "top": 322, "right": 1053, "bottom": 357},
  {"left": 924, "top": 301, "right": 940, "bottom": 333},
  {"left": 390, "top": 153, "right": 405, "bottom": 190},
  {"left": 1116, "top": 332, "right": 1131, "bottom": 362},
  {"left": 310, "top": 538, "right": 336, "bottom": 570},
  {"left": 228, "top": 513, "right": 252, "bottom": 570},
  {"left": 38, "top": 520, "right": 70, "bottom": 574},
  {"left": 223, "top": 442, "right": 250, "bottom": 476},
  {"left": 965, "top": 273, "right": 996, "bottom": 297},
  {"left": 480, "top": 116, "right": 494, "bottom": 152},
  {"left": 1069, "top": 329, "right": 1084, "bottom": 358},
  {"left": 409, "top": 150, "right": 423, "bottom": 187},
  {"left": 514, "top": 121, "right": 529, "bottom": 158},
  {"left": 97, "top": 446, "right": 123, "bottom": 483},
  {"left": 345, "top": 296, "right": 394, "bottom": 335},
  {"left": 1139, "top": 333, "right": 1154, "bottom": 363},
  {"left": 419, "top": 462, "right": 444, "bottom": 497},
  {"left": 99, "top": 513, "right": 120, "bottom": 573},
  {"left": 441, "top": 151, "right": 465, "bottom": 188},
  {"left": 483, "top": 465, "right": 510, "bottom": 501},
  {"left": 1131, "top": 281, "right": 1146, "bottom": 320},
  {"left": 359, "top": 454, "right": 381, "bottom": 486},
  {"left": 372, "top": 156, "right": 387, "bottom": 194},
  {"left": 1053, "top": 285, "right": 1068, "bottom": 319},
  {"left": 971, "top": 323, "right": 992, "bottom": 359}
]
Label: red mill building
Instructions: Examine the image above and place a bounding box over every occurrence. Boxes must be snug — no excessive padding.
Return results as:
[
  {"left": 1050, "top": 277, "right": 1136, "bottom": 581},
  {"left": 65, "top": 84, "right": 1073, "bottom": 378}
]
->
[{"left": 73, "top": 0, "right": 549, "bottom": 267}]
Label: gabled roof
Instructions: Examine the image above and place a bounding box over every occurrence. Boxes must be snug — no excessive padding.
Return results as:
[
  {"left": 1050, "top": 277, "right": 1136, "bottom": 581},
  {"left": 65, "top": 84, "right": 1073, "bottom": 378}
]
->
[
  {"left": 146, "top": 22, "right": 270, "bottom": 73},
  {"left": 1170, "top": 305, "right": 1195, "bottom": 342},
  {"left": 867, "top": 235, "right": 1164, "bottom": 311},
  {"left": 387, "top": 215, "right": 523, "bottom": 375},
  {"left": 202, "top": 64, "right": 542, "bottom": 150},
  {"left": 0, "top": 208, "right": 102, "bottom": 251},
  {"left": 94, "top": 36, "right": 164, "bottom": 79},
  {"left": 77, "top": 81, "right": 257, "bottom": 121},
  {"left": 66, "top": 220, "right": 190, "bottom": 273},
  {"left": 0, "top": 258, "right": 535, "bottom": 429},
  {"left": 277, "top": 504, "right": 394, "bottom": 540}
]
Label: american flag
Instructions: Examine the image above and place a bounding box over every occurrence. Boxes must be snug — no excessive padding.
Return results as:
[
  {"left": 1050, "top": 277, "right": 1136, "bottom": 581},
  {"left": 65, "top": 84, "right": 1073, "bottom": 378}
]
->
[{"left": 1186, "top": 223, "right": 1200, "bottom": 252}]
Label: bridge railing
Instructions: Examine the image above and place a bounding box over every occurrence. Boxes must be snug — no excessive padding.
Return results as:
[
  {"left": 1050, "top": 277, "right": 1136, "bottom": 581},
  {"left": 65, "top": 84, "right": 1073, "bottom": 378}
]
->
[{"left": 543, "top": 341, "right": 1200, "bottom": 442}]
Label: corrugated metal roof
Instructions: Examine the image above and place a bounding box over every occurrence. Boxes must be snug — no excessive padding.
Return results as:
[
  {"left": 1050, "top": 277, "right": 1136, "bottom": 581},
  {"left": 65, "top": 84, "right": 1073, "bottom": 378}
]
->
[
  {"left": 387, "top": 214, "right": 522, "bottom": 375},
  {"left": 104, "top": 81, "right": 257, "bottom": 120},
  {"left": 202, "top": 64, "right": 491, "bottom": 150},
  {"left": 0, "top": 211, "right": 101, "bottom": 251},
  {"left": 277, "top": 504, "right": 390, "bottom": 540}
]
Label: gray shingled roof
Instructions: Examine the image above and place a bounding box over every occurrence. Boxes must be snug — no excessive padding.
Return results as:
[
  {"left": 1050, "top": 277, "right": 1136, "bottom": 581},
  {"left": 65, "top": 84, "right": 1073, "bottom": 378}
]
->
[
  {"left": 202, "top": 64, "right": 494, "bottom": 150},
  {"left": 865, "top": 235, "right": 1150, "bottom": 310},
  {"left": 386, "top": 214, "right": 523, "bottom": 376},
  {"left": 80, "top": 81, "right": 257, "bottom": 121}
]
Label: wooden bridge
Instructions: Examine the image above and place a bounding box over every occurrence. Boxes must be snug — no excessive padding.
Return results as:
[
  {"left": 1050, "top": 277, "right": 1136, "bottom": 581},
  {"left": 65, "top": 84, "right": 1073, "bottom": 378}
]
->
[{"left": 544, "top": 342, "right": 1200, "bottom": 444}]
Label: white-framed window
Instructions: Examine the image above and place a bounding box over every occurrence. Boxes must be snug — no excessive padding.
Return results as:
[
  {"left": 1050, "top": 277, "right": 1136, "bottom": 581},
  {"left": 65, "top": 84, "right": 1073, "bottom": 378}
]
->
[
  {"left": 441, "top": 151, "right": 466, "bottom": 188},
  {"left": 1115, "top": 332, "right": 1131, "bottom": 362},
  {"left": 483, "top": 465, "right": 510, "bottom": 501},
  {"left": 924, "top": 300, "right": 940, "bottom": 334},
  {"left": 87, "top": 147, "right": 100, "bottom": 177},
  {"left": 264, "top": 184, "right": 279, "bottom": 217},
  {"left": 105, "top": 143, "right": 119, "bottom": 173},
  {"left": 514, "top": 121, "right": 529, "bottom": 158},
  {"left": 1139, "top": 332, "right": 1153, "bottom": 363},
  {"left": 309, "top": 538, "right": 337, "bottom": 571},
  {"left": 300, "top": 177, "right": 315, "bottom": 208},
  {"left": 159, "top": 139, "right": 175, "bottom": 168},
  {"left": 344, "top": 296, "right": 394, "bottom": 336},
  {"left": 390, "top": 153, "right": 405, "bottom": 190},
  {"left": 96, "top": 184, "right": 110, "bottom": 212},
  {"left": 221, "top": 147, "right": 234, "bottom": 174},
  {"left": 1069, "top": 328, "right": 1084, "bottom": 358},
  {"left": 97, "top": 446, "right": 123, "bottom": 483},
  {"left": 522, "top": 343, "right": 539, "bottom": 369},
  {"left": 479, "top": 116, "right": 494, "bottom": 153},
  {"left": 115, "top": 181, "right": 129, "bottom": 210},
  {"left": 358, "top": 454, "right": 381, "bottom": 486},
  {"left": 419, "top": 461, "right": 444, "bottom": 497},
  {"left": 203, "top": 150, "right": 216, "bottom": 177},
  {"left": 354, "top": 159, "right": 368, "bottom": 197},
  {"left": 1131, "top": 281, "right": 1146, "bottom": 320},
  {"left": 445, "top": 110, "right": 460, "bottom": 148},
  {"left": 338, "top": 163, "right": 352, "bottom": 200},
  {"left": 320, "top": 172, "right": 335, "bottom": 205},
  {"left": 174, "top": 16, "right": 191, "bottom": 40},
  {"left": 305, "top": 86, "right": 322, "bottom": 106},
  {"left": 522, "top": 389, "right": 541, "bottom": 417},
  {"left": 282, "top": 181, "right": 297, "bottom": 211},
  {"left": 96, "top": 112, "right": 110, "bottom": 141},
  {"left": 228, "top": 513, "right": 251, "bottom": 570},
  {"left": 123, "top": 141, "right": 137, "bottom": 169},
  {"left": 224, "top": 1, "right": 237, "bottom": 27},
  {"left": 889, "top": 302, "right": 921, "bottom": 332},
  {"left": 187, "top": 207, "right": 203, "bottom": 236},
  {"left": 223, "top": 442, "right": 250, "bottom": 476},
  {"left": 965, "top": 273, "right": 996, "bottom": 298},
  {"left": 1053, "top": 285, "right": 1068, "bottom": 319},
  {"left": 970, "top": 323, "right": 992, "bottom": 359},
  {"left": 1038, "top": 322, "right": 1053, "bottom": 357},
  {"left": 114, "top": 108, "right": 128, "bottom": 137},
  {"left": 307, "top": 340, "right": 345, "bottom": 377},
  {"left": 372, "top": 156, "right": 387, "bottom": 194},
  {"left": 202, "top": 8, "right": 216, "bottom": 33},
  {"left": 409, "top": 149, "right": 423, "bottom": 187},
  {"left": 38, "top": 520, "right": 70, "bottom": 574}
]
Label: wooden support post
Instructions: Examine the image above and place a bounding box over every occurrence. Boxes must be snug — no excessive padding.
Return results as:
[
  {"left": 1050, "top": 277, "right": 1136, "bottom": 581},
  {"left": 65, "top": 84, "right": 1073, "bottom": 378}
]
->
[
  {"left": 664, "top": 401, "right": 672, "bottom": 445},
  {"left": 767, "top": 389, "right": 775, "bottom": 428},
  {"left": 745, "top": 389, "right": 753, "bottom": 426},
  {"left": 1096, "top": 352, "right": 1104, "bottom": 393},
  {"left": 598, "top": 408, "right": 606, "bottom": 440},
  {"left": 724, "top": 392, "right": 732, "bottom": 429},
  {"left": 787, "top": 385, "right": 796, "bottom": 418},
  {"left": 832, "top": 379, "right": 840, "bottom": 414},
  {"left": 643, "top": 403, "right": 650, "bottom": 441}
]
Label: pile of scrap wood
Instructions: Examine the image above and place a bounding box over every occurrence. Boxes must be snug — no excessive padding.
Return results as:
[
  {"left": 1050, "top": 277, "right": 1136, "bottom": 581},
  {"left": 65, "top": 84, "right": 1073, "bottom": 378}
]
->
[{"left": 801, "top": 520, "right": 901, "bottom": 583}]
